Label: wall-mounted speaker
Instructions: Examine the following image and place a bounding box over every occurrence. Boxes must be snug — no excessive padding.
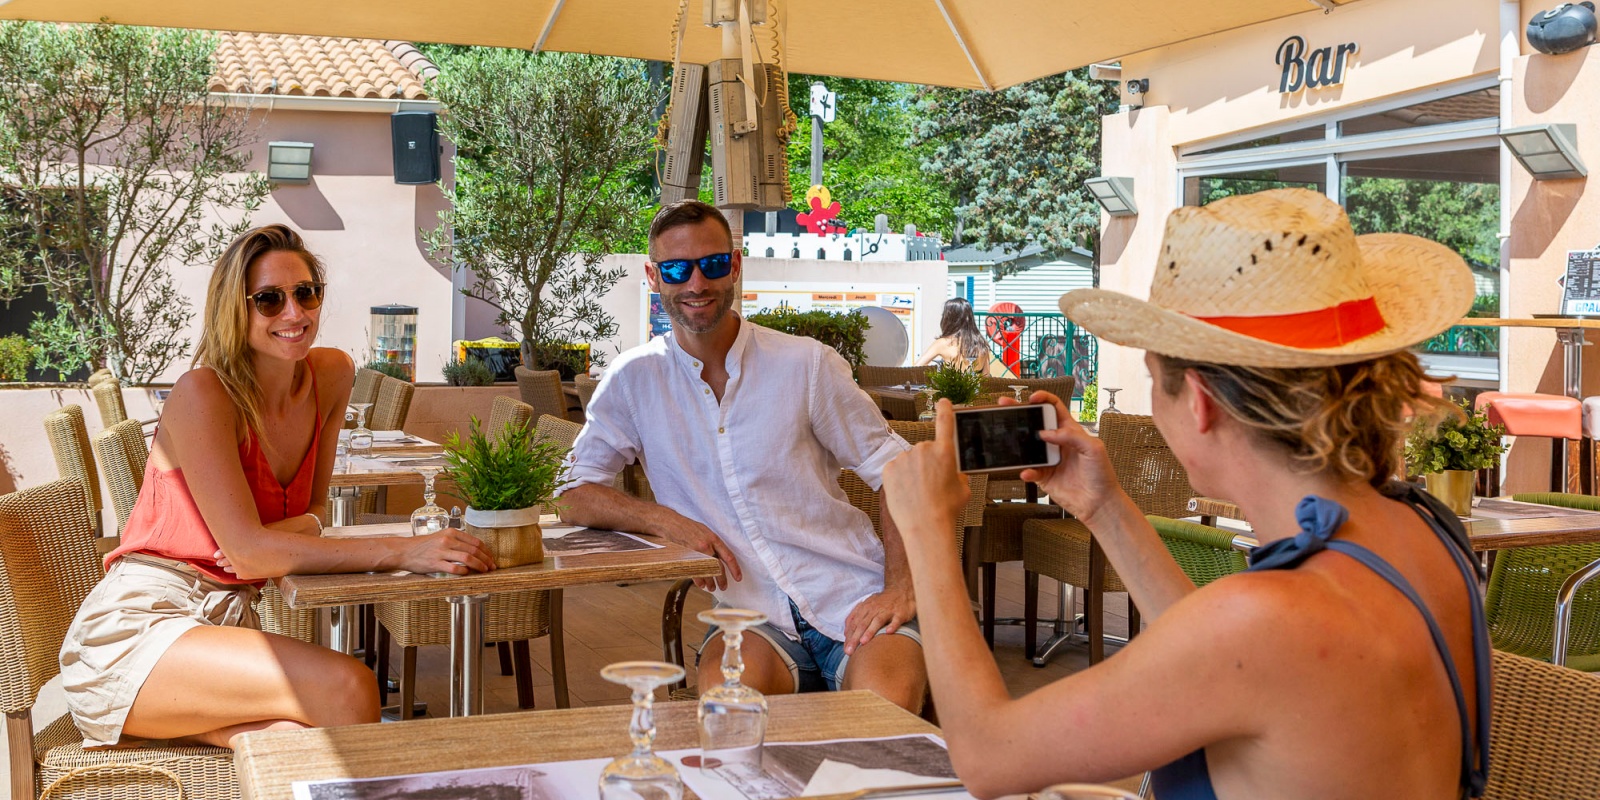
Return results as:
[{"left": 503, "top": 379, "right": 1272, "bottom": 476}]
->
[{"left": 391, "top": 111, "right": 440, "bottom": 185}]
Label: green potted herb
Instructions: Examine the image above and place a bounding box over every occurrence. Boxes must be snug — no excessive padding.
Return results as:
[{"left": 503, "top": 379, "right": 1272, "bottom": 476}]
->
[
  {"left": 927, "top": 360, "right": 986, "bottom": 406},
  {"left": 443, "top": 416, "right": 569, "bottom": 568},
  {"left": 1405, "top": 399, "right": 1506, "bottom": 516}
]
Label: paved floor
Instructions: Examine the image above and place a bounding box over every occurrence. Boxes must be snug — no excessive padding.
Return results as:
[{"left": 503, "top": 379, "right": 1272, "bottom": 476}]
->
[{"left": 4, "top": 560, "right": 1136, "bottom": 790}]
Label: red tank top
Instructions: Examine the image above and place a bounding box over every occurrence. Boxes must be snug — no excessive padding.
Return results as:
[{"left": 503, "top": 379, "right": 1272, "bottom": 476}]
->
[{"left": 105, "top": 370, "right": 324, "bottom": 585}]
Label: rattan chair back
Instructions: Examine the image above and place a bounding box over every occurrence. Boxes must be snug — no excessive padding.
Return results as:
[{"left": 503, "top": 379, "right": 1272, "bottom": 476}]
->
[
  {"left": 1485, "top": 649, "right": 1600, "bottom": 799},
  {"left": 86, "top": 369, "right": 115, "bottom": 387},
  {"left": 91, "top": 379, "right": 128, "bottom": 427},
  {"left": 345, "top": 368, "right": 384, "bottom": 429},
  {"left": 1150, "top": 515, "right": 1247, "bottom": 587},
  {"left": 980, "top": 376, "right": 1075, "bottom": 402},
  {"left": 515, "top": 367, "right": 570, "bottom": 423},
  {"left": 43, "top": 406, "right": 102, "bottom": 537},
  {"left": 857, "top": 365, "right": 930, "bottom": 388},
  {"left": 92, "top": 421, "right": 148, "bottom": 534},
  {"left": 487, "top": 396, "right": 535, "bottom": 439},
  {"left": 1480, "top": 493, "right": 1600, "bottom": 671},
  {"left": 1098, "top": 412, "right": 1195, "bottom": 518},
  {"left": 573, "top": 374, "right": 600, "bottom": 411},
  {"left": 369, "top": 375, "right": 414, "bottom": 431}
]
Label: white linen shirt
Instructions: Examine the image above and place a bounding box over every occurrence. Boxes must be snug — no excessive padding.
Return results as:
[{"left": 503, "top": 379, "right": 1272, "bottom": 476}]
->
[{"left": 558, "top": 318, "right": 910, "bottom": 641}]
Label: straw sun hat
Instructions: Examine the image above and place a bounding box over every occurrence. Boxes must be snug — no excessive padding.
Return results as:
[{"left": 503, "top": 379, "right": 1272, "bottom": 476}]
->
[{"left": 1060, "top": 188, "right": 1476, "bottom": 367}]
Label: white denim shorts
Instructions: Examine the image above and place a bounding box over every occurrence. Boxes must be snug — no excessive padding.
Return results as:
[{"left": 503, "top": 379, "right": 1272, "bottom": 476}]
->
[{"left": 59, "top": 553, "right": 259, "bottom": 747}]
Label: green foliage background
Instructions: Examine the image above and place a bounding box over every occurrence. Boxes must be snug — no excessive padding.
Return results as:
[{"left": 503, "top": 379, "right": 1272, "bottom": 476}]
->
[
  {"left": 1406, "top": 400, "right": 1506, "bottom": 475},
  {"left": 746, "top": 307, "right": 869, "bottom": 367}
]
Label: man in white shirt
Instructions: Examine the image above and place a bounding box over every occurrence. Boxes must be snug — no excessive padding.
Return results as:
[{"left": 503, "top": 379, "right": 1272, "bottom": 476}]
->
[{"left": 557, "top": 200, "right": 926, "bottom": 711}]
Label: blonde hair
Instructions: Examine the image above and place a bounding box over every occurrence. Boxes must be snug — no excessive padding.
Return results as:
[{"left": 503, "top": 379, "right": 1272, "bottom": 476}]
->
[
  {"left": 193, "top": 224, "right": 326, "bottom": 439},
  {"left": 1155, "top": 352, "right": 1451, "bottom": 487}
]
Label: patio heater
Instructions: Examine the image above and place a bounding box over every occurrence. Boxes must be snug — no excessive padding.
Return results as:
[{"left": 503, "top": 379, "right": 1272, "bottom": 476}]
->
[{"left": 371, "top": 304, "right": 418, "bottom": 381}]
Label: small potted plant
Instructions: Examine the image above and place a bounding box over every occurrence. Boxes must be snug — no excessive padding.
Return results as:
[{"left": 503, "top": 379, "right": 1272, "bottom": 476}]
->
[
  {"left": 927, "top": 359, "right": 986, "bottom": 406},
  {"left": 1405, "top": 399, "right": 1506, "bottom": 516},
  {"left": 442, "top": 416, "right": 569, "bottom": 568}
]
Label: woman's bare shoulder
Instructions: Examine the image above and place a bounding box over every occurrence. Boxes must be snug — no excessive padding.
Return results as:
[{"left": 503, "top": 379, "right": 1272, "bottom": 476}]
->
[
  {"left": 308, "top": 349, "right": 355, "bottom": 384},
  {"left": 162, "top": 367, "right": 244, "bottom": 442}
]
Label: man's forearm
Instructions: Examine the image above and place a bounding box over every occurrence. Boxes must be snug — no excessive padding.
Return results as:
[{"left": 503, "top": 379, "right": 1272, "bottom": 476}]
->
[
  {"left": 877, "top": 490, "right": 914, "bottom": 592},
  {"left": 558, "top": 482, "right": 669, "bottom": 536}
]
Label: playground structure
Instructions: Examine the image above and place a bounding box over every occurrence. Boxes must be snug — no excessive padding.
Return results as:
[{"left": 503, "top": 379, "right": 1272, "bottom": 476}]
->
[{"left": 974, "top": 308, "right": 1097, "bottom": 397}]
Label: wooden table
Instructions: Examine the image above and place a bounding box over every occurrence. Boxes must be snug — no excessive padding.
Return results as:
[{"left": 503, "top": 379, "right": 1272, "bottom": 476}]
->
[
  {"left": 233, "top": 691, "right": 940, "bottom": 800},
  {"left": 1188, "top": 495, "right": 1600, "bottom": 551},
  {"left": 276, "top": 531, "right": 721, "bottom": 717},
  {"left": 862, "top": 384, "right": 927, "bottom": 421}
]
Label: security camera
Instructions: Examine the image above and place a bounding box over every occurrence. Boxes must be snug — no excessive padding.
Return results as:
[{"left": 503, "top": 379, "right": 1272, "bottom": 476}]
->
[
  {"left": 1529, "top": 2, "right": 1598, "bottom": 54},
  {"left": 1126, "top": 78, "right": 1150, "bottom": 95}
]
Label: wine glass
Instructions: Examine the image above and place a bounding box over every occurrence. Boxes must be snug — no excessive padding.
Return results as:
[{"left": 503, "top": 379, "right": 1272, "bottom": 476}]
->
[
  {"left": 1008, "top": 384, "right": 1029, "bottom": 402},
  {"left": 1103, "top": 388, "right": 1121, "bottom": 414},
  {"left": 1037, "top": 784, "right": 1142, "bottom": 800},
  {"left": 348, "top": 403, "right": 375, "bottom": 452},
  {"left": 410, "top": 465, "right": 449, "bottom": 536},
  {"left": 697, "top": 609, "right": 769, "bottom": 777},
  {"left": 599, "top": 661, "right": 687, "bottom": 800},
  {"left": 918, "top": 386, "right": 938, "bottom": 421}
]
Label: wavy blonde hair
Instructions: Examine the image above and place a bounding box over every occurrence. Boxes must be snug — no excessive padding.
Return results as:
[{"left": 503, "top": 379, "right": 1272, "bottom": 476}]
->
[
  {"left": 193, "top": 224, "right": 326, "bottom": 439},
  {"left": 1155, "top": 352, "right": 1452, "bottom": 487}
]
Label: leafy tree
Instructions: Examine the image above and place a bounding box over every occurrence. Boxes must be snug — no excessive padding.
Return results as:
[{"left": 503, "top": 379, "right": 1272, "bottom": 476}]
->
[
  {"left": 422, "top": 49, "right": 660, "bottom": 367},
  {"left": 912, "top": 70, "right": 1119, "bottom": 276},
  {"left": 0, "top": 22, "right": 269, "bottom": 383},
  {"left": 1341, "top": 177, "right": 1499, "bottom": 270},
  {"left": 787, "top": 77, "right": 955, "bottom": 234}
]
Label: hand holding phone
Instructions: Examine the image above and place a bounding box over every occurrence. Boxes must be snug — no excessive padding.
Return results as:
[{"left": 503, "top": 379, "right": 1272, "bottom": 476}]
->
[{"left": 952, "top": 403, "right": 1062, "bottom": 473}]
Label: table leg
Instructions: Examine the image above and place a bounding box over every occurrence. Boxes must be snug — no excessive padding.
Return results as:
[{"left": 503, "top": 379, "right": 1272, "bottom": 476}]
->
[
  {"left": 449, "top": 593, "right": 489, "bottom": 717},
  {"left": 1558, "top": 328, "right": 1588, "bottom": 493}
]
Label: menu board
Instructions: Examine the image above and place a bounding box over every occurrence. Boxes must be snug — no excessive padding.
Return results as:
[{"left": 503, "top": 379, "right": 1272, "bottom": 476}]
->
[{"left": 1561, "top": 250, "right": 1600, "bottom": 316}]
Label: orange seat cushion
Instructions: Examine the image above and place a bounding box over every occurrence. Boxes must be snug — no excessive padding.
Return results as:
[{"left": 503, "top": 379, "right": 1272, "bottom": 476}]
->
[{"left": 1475, "top": 392, "right": 1582, "bottom": 439}]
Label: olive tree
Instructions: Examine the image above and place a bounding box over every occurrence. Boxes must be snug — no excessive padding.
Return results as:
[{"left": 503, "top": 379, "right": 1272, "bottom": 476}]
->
[
  {"left": 0, "top": 22, "right": 268, "bottom": 382},
  {"left": 423, "top": 49, "right": 659, "bottom": 371}
]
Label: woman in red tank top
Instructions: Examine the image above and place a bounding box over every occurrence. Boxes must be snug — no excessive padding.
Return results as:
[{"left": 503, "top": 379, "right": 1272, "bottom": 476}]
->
[{"left": 59, "top": 225, "right": 494, "bottom": 750}]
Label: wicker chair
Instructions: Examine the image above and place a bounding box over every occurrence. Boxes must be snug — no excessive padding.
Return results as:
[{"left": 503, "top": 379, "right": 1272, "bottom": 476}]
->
[
  {"left": 1, "top": 479, "right": 236, "bottom": 800},
  {"left": 353, "top": 375, "right": 416, "bottom": 519},
  {"left": 344, "top": 368, "right": 385, "bottom": 429},
  {"left": 90, "top": 420, "right": 147, "bottom": 534},
  {"left": 980, "top": 375, "right": 1075, "bottom": 401},
  {"left": 572, "top": 373, "right": 600, "bottom": 412},
  {"left": 91, "top": 379, "right": 129, "bottom": 428},
  {"left": 1478, "top": 492, "right": 1600, "bottom": 671},
  {"left": 374, "top": 397, "right": 562, "bottom": 713},
  {"left": 43, "top": 406, "right": 104, "bottom": 540},
  {"left": 1023, "top": 411, "right": 1195, "bottom": 664},
  {"left": 86, "top": 369, "right": 115, "bottom": 387},
  {"left": 1485, "top": 649, "right": 1600, "bottom": 799},
  {"left": 515, "top": 366, "right": 571, "bottom": 423},
  {"left": 857, "top": 364, "right": 931, "bottom": 389},
  {"left": 1151, "top": 515, "right": 1249, "bottom": 587}
]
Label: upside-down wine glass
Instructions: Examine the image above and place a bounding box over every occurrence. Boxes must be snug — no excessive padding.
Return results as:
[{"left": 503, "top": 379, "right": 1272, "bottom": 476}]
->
[
  {"left": 1009, "top": 384, "right": 1029, "bottom": 402},
  {"left": 348, "top": 402, "right": 375, "bottom": 452},
  {"left": 599, "top": 661, "right": 687, "bottom": 800},
  {"left": 1103, "top": 388, "right": 1121, "bottom": 414},
  {"left": 696, "top": 609, "right": 769, "bottom": 778},
  {"left": 919, "top": 386, "right": 938, "bottom": 421},
  {"left": 410, "top": 465, "right": 449, "bottom": 537}
]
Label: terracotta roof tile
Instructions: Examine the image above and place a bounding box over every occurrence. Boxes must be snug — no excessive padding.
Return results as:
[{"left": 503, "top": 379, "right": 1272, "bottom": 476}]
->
[{"left": 207, "top": 33, "right": 435, "bottom": 100}]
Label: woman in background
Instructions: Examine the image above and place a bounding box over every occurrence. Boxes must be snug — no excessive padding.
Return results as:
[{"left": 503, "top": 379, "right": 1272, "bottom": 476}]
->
[{"left": 916, "top": 297, "right": 991, "bottom": 372}]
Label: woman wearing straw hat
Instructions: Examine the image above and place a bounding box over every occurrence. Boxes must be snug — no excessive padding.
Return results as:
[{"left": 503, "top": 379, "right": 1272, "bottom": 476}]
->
[{"left": 883, "top": 189, "right": 1489, "bottom": 799}]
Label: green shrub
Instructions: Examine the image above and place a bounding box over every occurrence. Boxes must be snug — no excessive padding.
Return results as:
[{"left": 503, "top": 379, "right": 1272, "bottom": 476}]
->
[
  {"left": 747, "top": 307, "right": 869, "bottom": 367},
  {"left": 927, "top": 361, "right": 985, "bottom": 405},
  {"left": 0, "top": 335, "right": 33, "bottom": 381},
  {"left": 1405, "top": 399, "right": 1506, "bottom": 475},
  {"left": 442, "top": 356, "right": 495, "bottom": 387},
  {"left": 365, "top": 360, "right": 410, "bottom": 380},
  {"left": 443, "top": 415, "right": 568, "bottom": 511}
]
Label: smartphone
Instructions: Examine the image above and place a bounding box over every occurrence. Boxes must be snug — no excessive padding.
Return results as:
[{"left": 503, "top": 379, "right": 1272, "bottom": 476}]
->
[{"left": 952, "top": 403, "right": 1061, "bottom": 473}]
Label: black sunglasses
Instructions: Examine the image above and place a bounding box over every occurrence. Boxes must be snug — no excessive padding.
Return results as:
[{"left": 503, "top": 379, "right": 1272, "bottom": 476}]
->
[
  {"left": 247, "top": 281, "right": 325, "bottom": 317},
  {"left": 654, "top": 252, "right": 734, "bottom": 285}
]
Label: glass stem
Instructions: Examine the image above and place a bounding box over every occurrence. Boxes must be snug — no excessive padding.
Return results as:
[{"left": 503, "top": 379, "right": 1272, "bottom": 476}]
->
[
  {"left": 629, "top": 683, "right": 656, "bottom": 758},
  {"left": 422, "top": 472, "right": 436, "bottom": 506},
  {"left": 721, "top": 628, "right": 745, "bottom": 688}
]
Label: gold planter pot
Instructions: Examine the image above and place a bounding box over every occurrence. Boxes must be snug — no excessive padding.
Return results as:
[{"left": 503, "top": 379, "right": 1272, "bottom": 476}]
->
[
  {"left": 463, "top": 506, "right": 545, "bottom": 568},
  {"left": 1423, "top": 470, "right": 1475, "bottom": 517}
]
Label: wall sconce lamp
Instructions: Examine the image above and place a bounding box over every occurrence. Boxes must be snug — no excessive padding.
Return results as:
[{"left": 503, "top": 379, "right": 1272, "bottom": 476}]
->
[
  {"left": 1499, "top": 124, "right": 1587, "bottom": 180},
  {"left": 267, "top": 141, "right": 315, "bottom": 183},
  {"left": 1085, "top": 176, "right": 1138, "bottom": 217}
]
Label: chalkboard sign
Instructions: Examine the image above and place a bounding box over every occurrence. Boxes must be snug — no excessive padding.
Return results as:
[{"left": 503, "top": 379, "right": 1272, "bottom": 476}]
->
[{"left": 1562, "top": 250, "right": 1600, "bottom": 316}]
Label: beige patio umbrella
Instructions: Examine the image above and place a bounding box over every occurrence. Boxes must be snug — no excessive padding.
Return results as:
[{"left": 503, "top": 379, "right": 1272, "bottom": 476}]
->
[{"left": 0, "top": 0, "right": 1359, "bottom": 90}]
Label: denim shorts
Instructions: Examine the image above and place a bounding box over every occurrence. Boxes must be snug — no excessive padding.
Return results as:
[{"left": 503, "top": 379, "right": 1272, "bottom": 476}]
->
[{"left": 699, "top": 598, "right": 921, "bottom": 693}]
